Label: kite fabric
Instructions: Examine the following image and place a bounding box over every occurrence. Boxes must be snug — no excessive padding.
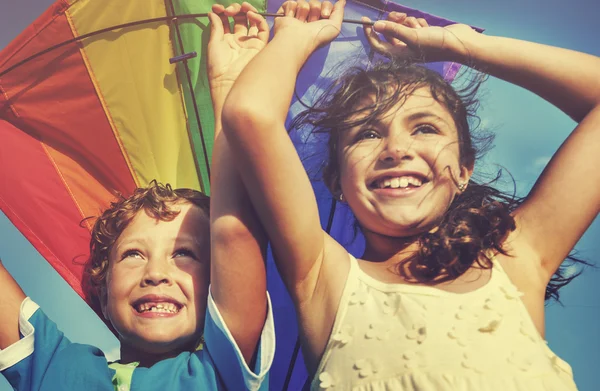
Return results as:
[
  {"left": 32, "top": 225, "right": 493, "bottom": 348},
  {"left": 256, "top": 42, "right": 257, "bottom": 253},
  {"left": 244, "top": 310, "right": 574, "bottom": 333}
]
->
[{"left": 0, "top": 0, "right": 480, "bottom": 389}]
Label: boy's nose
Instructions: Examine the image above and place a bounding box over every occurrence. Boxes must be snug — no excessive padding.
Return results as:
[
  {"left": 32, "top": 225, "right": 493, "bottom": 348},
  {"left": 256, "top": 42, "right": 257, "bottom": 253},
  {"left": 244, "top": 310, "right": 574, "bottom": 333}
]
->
[{"left": 141, "top": 260, "right": 172, "bottom": 286}]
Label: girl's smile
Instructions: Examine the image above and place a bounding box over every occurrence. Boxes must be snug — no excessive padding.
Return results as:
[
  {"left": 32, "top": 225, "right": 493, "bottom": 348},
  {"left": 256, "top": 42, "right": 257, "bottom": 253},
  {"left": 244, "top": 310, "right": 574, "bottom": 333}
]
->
[
  {"left": 369, "top": 170, "right": 430, "bottom": 197},
  {"left": 338, "top": 87, "right": 472, "bottom": 237}
]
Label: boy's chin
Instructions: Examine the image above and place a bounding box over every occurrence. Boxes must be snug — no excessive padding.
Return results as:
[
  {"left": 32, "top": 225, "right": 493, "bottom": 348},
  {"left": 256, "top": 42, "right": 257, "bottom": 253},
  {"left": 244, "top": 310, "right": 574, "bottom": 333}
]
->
[{"left": 122, "top": 333, "right": 203, "bottom": 358}]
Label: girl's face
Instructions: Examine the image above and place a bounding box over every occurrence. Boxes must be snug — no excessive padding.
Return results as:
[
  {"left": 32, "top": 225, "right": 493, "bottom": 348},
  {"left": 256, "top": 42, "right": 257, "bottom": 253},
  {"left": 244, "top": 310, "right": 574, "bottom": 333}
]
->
[
  {"left": 102, "top": 202, "right": 210, "bottom": 357},
  {"left": 338, "top": 87, "right": 472, "bottom": 237}
]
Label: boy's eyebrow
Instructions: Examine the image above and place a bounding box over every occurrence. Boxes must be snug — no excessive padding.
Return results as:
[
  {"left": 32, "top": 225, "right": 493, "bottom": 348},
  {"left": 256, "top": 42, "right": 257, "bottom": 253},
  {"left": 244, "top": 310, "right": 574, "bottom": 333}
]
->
[{"left": 113, "top": 235, "right": 203, "bottom": 250}]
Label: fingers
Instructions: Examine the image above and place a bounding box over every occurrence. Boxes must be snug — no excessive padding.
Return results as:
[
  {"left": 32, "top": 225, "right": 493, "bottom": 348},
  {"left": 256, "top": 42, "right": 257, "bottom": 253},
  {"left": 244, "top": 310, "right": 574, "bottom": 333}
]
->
[
  {"left": 294, "top": 0, "right": 309, "bottom": 21},
  {"left": 242, "top": 2, "right": 268, "bottom": 40},
  {"left": 211, "top": 4, "right": 232, "bottom": 34},
  {"left": 207, "top": 12, "right": 225, "bottom": 42},
  {"left": 308, "top": 0, "right": 322, "bottom": 22},
  {"left": 321, "top": 1, "right": 333, "bottom": 18},
  {"left": 247, "top": 10, "right": 270, "bottom": 42},
  {"left": 212, "top": 3, "right": 226, "bottom": 14},
  {"left": 362, "top": 16, "right": 395, "bottom": 54},
  {"left": 279, "top": 0, "right": 342, "bottom": 22},
  {"left": 223, "top": 3, "right": 248, "bottom": 36},
  {"left": 218, "top": 2, "right": 269, "bottom": 39},
  {"left": 387, "top": 12, "right": 407, "bottom": 24},
  {"left": 279, "top": 1, "right": 298, "bottom": 17},
  {"left": 388, "top": 12, "right": 428, "bottom": 28},
  {"left": 328, "top": 0, "right": 345, "bottom": 26},
  {"left": 373, "top": 19, "right": 417, "bottom": 46},
  {"left": 240, "top": 2, "right": 259, "bottom": 14},
  {"left": 382, "top": 12, "right": 406, "bottom": 46}
]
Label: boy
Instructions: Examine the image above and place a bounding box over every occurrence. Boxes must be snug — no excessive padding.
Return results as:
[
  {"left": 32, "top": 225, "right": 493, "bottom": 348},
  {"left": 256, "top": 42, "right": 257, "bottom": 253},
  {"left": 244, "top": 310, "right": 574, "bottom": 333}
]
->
[{"left": 0, "top": 4, "right": 272, "bottom": 390}]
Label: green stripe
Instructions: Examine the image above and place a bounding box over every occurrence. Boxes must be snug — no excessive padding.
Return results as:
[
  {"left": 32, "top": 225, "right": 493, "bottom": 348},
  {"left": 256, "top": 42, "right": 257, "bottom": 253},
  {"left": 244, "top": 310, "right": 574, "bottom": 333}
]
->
[{"left": 170, "top": 0, "right": 267, "bottom": 195}]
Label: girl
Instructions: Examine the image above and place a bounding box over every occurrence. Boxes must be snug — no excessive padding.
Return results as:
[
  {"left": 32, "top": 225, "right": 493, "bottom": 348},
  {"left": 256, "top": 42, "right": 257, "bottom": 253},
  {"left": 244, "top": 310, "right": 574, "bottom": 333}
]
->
[{"left": 222, "top": 0, "right": 600, "bottom": 389}]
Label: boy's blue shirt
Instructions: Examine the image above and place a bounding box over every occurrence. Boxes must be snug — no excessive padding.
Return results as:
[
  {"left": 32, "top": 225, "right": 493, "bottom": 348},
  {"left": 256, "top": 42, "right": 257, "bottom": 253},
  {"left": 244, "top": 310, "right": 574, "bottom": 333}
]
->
[{"left": 0, "top": 293, "right": 274, "bottom": 391}]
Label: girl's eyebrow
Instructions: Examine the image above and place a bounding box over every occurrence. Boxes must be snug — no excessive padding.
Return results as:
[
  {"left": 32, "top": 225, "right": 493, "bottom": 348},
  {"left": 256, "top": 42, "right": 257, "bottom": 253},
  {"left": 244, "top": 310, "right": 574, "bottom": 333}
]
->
[{"left": 405, "top": 111, "right": 447, "bottom": 123}]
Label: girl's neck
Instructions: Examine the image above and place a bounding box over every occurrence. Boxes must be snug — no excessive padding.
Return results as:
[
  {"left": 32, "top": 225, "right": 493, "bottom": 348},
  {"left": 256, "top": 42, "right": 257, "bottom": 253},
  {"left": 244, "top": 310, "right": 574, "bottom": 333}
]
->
[{"left": 361, "top": 229, "right": 421, "bottom": 265}]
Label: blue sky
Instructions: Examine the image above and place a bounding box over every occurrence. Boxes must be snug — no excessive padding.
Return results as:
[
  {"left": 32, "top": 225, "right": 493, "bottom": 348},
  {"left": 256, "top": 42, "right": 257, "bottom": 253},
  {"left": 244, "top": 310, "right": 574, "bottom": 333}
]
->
[{"left": 1, "top": 1, "right": 599, "bottom": 390}]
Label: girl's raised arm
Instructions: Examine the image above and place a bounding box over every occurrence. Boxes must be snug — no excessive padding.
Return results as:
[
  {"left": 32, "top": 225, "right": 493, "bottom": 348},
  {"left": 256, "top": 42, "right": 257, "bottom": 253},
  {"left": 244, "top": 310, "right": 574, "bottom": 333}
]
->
[
  {"left": 207, "top": 3, "right": 269, "bottom": 364},
  {"left": 370, "top": 17, "right": 600, "bottom": 282},
  {"left": 222, "top": 0, "right": 349, "bottom": 304}
]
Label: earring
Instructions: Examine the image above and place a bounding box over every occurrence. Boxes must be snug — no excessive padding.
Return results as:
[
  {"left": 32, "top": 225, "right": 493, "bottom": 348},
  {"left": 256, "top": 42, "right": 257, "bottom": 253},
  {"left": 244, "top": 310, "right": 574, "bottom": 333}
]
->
[
  {"left": 339, "top": 193, "right": 344, "bottom": 202},
  {"left": 458, "top": 183, "right": 466, "bottom": 191}
]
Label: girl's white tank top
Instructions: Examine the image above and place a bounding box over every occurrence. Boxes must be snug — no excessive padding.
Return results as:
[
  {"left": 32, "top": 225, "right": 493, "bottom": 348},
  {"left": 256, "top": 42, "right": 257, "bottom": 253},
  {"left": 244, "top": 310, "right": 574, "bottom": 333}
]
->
[{"left": 311, "top": 254, "right": 578, "bottom": 391}]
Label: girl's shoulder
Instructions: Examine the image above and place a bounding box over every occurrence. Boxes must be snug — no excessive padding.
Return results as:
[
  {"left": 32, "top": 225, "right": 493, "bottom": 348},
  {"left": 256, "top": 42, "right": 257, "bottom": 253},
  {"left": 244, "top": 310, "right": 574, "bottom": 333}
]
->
[{"left": 489, "top": 240, "right": 548, "bottom": 336}]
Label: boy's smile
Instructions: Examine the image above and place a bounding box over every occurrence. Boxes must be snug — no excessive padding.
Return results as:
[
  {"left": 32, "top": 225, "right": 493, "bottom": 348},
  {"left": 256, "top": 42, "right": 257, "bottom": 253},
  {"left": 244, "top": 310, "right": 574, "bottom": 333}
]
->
[
  {"left": 102, "top": 202, "right": 210, "bottom": 357},
  {"left": 132, "top": 293, "right": 183, "bottom": 317}
]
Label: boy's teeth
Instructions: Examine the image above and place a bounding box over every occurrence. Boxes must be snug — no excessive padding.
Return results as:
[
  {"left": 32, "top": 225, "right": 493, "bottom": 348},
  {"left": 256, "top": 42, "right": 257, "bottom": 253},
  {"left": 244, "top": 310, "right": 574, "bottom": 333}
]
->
[
  {"left": 390, "top": 178, "right": 400, "bottom": 189},
  {"left": 399, "top": 177, "right": 409, "bottom": 188},
  {"left": 136, "top": 302, "right": 179, "bottom": 314}
]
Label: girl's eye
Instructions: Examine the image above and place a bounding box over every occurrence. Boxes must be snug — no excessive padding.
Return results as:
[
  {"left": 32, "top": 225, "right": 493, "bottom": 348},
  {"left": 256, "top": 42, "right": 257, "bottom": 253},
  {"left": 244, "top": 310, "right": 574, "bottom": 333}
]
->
[
  {"left": 122, "top": 249, "right": 142, "bottom": 260},
  {"left": 413, "top": 125, "right": 438, "bottom": 135},
  {"left": 356, "top": 129, "right": 381, "bottom": 141}
]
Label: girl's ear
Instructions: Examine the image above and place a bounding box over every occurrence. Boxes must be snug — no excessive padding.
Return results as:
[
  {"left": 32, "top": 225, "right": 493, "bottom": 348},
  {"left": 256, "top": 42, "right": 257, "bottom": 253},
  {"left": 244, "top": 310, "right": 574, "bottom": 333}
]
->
[
  {"left": 326, "top": 174, "right": 342, "bottom": 200},
  {"left": 458, "top": 159, "right": 474, "bottom": 190}
]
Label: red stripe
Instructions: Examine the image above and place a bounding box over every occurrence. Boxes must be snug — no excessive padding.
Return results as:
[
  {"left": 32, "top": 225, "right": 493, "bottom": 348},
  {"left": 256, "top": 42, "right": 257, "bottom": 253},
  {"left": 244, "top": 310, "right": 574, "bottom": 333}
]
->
[
  {"left": 0, "top": 11, "right": 136, "bottom": 199},
  {"left": 0, "top": 2, "right": 136, "bottom": 321},
  {"left": 0, "top": 120, "right": 89, "bottom": 297}
]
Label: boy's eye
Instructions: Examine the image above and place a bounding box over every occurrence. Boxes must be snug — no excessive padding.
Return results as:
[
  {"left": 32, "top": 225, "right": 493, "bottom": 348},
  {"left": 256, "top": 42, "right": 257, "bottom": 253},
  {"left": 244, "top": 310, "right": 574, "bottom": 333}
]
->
[
  {"left": 173, "top": 248, "right": 197, "bottom": 259},
  {"left": 122, "top": 249, "right": 142, "bottom": 260},
  {"left": 413, "top": 124, "right": 438, "bottom": 135}
]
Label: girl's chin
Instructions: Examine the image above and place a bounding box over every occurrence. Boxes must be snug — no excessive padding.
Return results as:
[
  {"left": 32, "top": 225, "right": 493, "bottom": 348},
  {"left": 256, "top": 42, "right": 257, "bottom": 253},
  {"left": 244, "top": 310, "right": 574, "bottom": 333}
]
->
[{"left": 361, "top": 219, "right": 437, "bottom": 239}]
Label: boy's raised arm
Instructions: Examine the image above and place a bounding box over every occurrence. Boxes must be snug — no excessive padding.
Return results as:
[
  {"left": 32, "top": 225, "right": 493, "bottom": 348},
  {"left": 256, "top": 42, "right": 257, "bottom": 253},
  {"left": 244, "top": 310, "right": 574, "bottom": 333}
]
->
[
  {"left": 0, "top": 260, "right": 26, "bottom": 349},
  {"left": 206, "top": 3, "right": 270, "bottom": 365}
]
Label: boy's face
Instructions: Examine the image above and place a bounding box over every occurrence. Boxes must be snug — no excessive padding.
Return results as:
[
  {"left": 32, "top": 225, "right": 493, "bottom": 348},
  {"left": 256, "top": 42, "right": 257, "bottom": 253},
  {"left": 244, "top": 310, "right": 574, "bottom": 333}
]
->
[{"left": 102, "top": 202, "right": 210, "bottom": 356}]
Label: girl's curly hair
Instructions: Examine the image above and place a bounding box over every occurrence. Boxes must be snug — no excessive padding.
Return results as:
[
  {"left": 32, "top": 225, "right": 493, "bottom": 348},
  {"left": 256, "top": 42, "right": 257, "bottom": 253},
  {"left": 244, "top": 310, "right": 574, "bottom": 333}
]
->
[
  {"left": 83, "top": 181, "right": 210, "bottom": 305},
  {"left": 291, "top": 60, "right": 586, "bottom": 301}
]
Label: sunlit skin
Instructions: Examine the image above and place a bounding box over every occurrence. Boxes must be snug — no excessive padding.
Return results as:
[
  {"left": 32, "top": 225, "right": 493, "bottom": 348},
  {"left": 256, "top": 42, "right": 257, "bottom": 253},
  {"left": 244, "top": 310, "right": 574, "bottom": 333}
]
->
[
  {"left": 101, "top": 202, "right": 210, "bottom": 366},
  {"left": 338, "top": 87, "right": 473, "bottom": 243}
]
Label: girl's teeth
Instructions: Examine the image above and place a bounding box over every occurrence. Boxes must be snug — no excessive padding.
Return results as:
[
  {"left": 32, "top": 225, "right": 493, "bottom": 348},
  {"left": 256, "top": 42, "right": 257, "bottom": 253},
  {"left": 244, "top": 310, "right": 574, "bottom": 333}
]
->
[
  {"left": 409, "top": 177, "right": 423, "bottom": 186},
  {"left": 378, "top": 176, "right": 424, "bottom": 189}
]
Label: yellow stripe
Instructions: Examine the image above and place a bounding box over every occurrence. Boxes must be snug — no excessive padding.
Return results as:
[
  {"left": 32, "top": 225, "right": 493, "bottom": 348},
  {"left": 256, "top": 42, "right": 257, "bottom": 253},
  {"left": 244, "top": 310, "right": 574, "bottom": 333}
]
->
[
  {"left": 64, "top": 9, "right": 141, "bottom": 188},
  {"left": 68, "top": 0, "right": 200, "bottom": 190}
]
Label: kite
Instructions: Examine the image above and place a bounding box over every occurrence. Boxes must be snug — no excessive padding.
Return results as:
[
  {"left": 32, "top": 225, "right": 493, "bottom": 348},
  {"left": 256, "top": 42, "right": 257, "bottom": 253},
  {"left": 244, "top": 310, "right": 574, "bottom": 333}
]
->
[{"left": 0, "top": 1, "right": 480, "bottom": 389}]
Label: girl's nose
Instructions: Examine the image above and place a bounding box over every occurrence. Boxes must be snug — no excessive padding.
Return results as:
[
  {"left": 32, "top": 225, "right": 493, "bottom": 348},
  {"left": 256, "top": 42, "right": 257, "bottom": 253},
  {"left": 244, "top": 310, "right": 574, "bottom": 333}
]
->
[{"left": 379, "top": 136, "right": 414, "bottom": 163}]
